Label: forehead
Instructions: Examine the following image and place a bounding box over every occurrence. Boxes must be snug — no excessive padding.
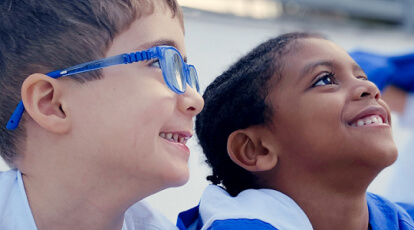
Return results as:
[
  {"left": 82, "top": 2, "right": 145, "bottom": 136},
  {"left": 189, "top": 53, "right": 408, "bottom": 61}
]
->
[
  {"left": 284, "top": 38, "right": 348, "bottom": 69},
  {"left": 266, "top": 38, "right": 360, "bottom": 100},
  {"left": 106, "top": 6, "right": 186, "bottom": 57},
  {"left": 279, "top": 38, "right": 357, "bottom": 82}
]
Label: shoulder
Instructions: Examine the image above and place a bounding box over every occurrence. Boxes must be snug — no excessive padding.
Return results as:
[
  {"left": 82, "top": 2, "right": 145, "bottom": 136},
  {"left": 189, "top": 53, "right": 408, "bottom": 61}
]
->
[
  {"left": 178, "top": 185, "right": 312, "bottom": 230},
  {"left": 367, "top": 193, "right": 414, "bottom": 229},
  {"left": 124, "top": 200, "right": 178, "bottom": 230},
  {"left": 0, "top": 169, "right": 34, "bottom": 229},
  {"left": 178, "top": 205, "right": 277, "bottom": 230},
  {"left": 0, "top": 169, "right": 19, "bottom": 203},
  {"left": 205, "top": 219, "right": 277, "bottom": 230},
  {"left": 397, "top": 203, "right": 414, "bottom": 223},
  {"left": 177, "top": 205, "right": 201, "bottom": 230},
  {"left": 0, "top": 169, "right": 18, "bottom": 182}
]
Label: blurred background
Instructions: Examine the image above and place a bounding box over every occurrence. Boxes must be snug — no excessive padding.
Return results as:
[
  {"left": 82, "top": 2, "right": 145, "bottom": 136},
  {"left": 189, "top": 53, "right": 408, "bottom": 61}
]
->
[{"left": 1, "top": 0, "right": 414, "bottom": 223}]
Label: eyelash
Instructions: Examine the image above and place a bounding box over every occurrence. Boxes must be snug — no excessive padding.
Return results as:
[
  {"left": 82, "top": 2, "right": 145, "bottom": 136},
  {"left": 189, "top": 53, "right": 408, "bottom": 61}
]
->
[
  {"left": 149, "top": 59, "right": 161, "bottom": 68},
  {"left": 312, "top": 71, "right": 337, "bottom": 88},
  {"left": 357, "top": 75, "right": 368, "bottom": 81}
]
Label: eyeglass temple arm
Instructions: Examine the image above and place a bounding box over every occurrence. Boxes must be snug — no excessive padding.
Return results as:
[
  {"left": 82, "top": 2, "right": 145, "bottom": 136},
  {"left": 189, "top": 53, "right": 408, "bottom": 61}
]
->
[
  {"left": 6, "top": 51, "right": 152, "bottom": 130},
  {"left": 6, "top": 101, "right": 25, "bottom": 130}
]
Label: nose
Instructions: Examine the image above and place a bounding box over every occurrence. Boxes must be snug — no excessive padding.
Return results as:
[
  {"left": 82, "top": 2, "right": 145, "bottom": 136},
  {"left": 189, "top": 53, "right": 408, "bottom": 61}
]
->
[
  {"left": 351, "top": 78, "right": 381, "bottom": 101},
  {"left": 178, "top": 84, "right": 204, "bottom": 117}
]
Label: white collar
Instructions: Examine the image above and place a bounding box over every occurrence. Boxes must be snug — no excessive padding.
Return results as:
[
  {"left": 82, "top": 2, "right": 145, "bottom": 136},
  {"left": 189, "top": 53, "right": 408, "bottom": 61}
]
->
[{"left": 199, "top": 185, "right": 313, "bottom": 230}]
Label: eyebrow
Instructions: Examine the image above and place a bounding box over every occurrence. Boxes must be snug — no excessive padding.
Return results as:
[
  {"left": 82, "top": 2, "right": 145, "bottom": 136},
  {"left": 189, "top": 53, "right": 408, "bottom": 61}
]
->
[
  {"left": 298, "top": 60, "right": 366, "bottom": 84},
  {"left": 301, "top": 60, "right": 364, "bottom": 75},
  {"left": 300, "top": 61, "right": 333, "bottom": 77},
  {"left": 138, "top": 39, "right": 187, "bottom": 63},
  {"left": 352, "top": 62, "right": 364, "bottom": 73}
]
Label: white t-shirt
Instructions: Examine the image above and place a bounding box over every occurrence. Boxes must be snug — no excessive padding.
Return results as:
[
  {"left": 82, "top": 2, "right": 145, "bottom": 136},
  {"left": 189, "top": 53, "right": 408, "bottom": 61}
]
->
[{"left": 0, "top": 169, "right": 178, "bottom": 230}]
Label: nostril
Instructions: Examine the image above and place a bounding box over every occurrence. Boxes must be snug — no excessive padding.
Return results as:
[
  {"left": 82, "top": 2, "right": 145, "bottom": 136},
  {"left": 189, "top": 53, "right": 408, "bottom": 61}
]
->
[{"left": 361, "top": 92, "right": 370, "bottom": 97}]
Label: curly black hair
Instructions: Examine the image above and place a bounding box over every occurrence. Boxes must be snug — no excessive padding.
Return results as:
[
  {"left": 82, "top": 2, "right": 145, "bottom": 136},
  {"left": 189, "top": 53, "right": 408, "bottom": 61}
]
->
[{"left": 196, "top": 32, "right": 324, "bottom": 196}]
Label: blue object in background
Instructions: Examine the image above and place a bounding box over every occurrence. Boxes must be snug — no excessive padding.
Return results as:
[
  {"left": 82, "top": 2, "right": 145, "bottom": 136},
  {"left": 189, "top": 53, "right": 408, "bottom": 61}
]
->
[
  {"left": 389, "top": 53, "right": 414, "bottom": 92},
  {"left": 350, "top": 50, "right": 414, "bottom": 92}
]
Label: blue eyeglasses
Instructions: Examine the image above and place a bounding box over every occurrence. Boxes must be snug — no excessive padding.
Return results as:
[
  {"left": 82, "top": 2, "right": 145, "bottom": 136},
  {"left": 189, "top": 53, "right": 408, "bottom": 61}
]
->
[{"left": 6, "top": 45, "right": 200, "bottom": 130}]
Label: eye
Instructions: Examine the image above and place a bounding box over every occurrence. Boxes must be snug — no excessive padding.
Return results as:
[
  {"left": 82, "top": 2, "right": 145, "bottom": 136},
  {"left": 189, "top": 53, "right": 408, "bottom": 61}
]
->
[
  {"left": 149, "top": 59, "right": 161, "bottom": 68},
  {"left": 312, "top": 72, "right": 337, "bottom": 87},
  {"left": 357, "top": 75, "right": 368, "bottom": 81}
]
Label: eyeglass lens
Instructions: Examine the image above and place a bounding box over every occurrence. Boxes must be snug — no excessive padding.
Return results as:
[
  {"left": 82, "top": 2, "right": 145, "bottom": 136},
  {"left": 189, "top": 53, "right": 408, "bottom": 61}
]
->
[
  {"left": 164, "top": 49, "right": 184, "bottom": 92},
  {"left": 188, "top": 66, "right": 199, "bottom": 92}
]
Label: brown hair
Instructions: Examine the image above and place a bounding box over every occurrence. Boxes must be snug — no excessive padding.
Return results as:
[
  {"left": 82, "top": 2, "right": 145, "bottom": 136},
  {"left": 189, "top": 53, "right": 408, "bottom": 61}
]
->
[{"left": 0, "top": 0, "right": 183, "bottom": 167}]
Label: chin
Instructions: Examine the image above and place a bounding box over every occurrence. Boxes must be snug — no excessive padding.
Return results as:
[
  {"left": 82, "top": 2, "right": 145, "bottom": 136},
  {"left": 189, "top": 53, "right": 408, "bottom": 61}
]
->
[
  {"left": 383, "top": 146, "right": 398, "bottom": 167},
  {"left": 163, "top": 168, "right": 190, "bottom": 188},
  {"left": 368, "top": 142, "right": 398, "bottom": 170}
]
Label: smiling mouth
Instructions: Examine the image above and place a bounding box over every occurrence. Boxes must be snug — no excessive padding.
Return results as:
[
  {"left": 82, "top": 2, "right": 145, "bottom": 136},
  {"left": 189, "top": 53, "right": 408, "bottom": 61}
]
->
[
  {"left": 349, "top": 115, "right": 385, "bottom": 127},
  {"left": 159, "top": 132, "right": 190, "bottom": 144}
]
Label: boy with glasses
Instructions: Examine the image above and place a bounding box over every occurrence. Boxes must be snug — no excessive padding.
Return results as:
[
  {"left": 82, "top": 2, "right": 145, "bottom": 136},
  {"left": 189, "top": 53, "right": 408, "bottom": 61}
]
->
[{"left": 0, "top": 0, "right": 203, "bottom": 229}]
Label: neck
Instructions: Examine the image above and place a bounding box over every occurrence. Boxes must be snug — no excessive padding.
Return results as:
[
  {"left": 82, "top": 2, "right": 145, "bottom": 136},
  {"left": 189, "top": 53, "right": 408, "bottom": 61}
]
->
[
  {"left": 18, "top": 123, "right": 165, "bottom": 230},
  {"left": 292, "top": 186, "right": 369, "bottom": 230},
  {"left": 19, "top": 155, "right": 158, "bottom": 230},
  {"left": 22, "top": 170, "right": 129, "bottom": 230},
  {"left": 262, "top": 162, "right": 381, "bottom": 230}
]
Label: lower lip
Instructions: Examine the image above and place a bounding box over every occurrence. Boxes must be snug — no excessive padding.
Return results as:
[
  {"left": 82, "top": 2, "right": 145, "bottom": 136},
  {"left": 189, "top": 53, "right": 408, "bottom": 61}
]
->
[{"left": 160, "top": 137, "right": 190, "bottom": 157}]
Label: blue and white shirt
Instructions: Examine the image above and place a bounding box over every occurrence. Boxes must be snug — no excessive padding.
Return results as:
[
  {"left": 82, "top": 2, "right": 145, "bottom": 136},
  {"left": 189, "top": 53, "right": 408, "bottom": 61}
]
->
[{"left": 178, "top": 185, "right": 414, "bottom": 230}]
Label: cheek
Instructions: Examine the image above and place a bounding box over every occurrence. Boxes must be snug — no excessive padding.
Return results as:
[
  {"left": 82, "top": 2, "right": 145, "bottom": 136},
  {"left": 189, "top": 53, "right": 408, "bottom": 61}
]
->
[
  {"left": 132, "top": 96, "right": 175, "bottom": 125},
  {"left": 303, "top": 100, "right": 342, "bottom": 131},
  {"left": 114, "top": 96, "right": 176, "bottom": 147},
  {"left": 302, "top": 98, "right": 344, "bottom": 144},
  {"left": 71, "top": 84, "right": 176, "bottom": 147},
  {"left": 275, "top": 96, "right": 344, "bottom": 154}
]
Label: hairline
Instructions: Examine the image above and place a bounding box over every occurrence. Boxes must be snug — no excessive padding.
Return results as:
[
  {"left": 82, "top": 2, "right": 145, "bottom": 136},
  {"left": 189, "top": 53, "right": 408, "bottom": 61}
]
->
[{"left": 263, "top": 36, "right": 328, "bottom": 127}]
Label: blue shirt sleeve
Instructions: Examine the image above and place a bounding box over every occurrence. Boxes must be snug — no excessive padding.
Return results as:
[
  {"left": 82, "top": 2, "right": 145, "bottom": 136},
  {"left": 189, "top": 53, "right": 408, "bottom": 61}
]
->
[
  {"left": 208, "top": 219, "right": 277, "bottom": 230},
  {"left": 177, "top": 205, "right": 202, "bottom": 230},
  {"left": 397, "top": 203, "right": 414, "bottom": 222}
]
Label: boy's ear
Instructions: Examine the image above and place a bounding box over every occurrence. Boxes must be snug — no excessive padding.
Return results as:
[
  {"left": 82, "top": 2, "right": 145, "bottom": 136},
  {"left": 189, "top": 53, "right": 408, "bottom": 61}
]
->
[
  {"left": 21, "top": 73, "right": 70, "bottom": 133},
  {"left": 227, "top": 126, "right": 278, "bottom": 172}
]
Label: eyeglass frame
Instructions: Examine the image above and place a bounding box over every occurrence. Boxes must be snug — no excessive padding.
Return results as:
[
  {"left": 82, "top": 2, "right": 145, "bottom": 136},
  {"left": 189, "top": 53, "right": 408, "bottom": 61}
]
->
[{"left": 6, "top": 45, "right": 200, "bottom": 130}]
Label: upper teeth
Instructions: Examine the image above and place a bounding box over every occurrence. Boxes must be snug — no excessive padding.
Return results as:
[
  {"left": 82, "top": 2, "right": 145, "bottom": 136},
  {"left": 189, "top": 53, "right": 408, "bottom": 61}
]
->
[
  {"left": 351, "top": 115, "right": 384, "bottom": 127},
  {"left": 159, "top": 132, "right": 190, "bottom": 144}
]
